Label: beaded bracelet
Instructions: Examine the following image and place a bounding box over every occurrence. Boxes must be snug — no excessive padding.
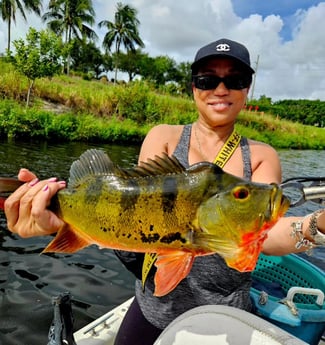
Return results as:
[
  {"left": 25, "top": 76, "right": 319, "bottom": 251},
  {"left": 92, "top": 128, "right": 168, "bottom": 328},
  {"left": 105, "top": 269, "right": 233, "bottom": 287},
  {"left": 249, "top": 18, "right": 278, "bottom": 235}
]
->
[
  {"left": 290, "top": 216, "right": 314, "bottom": 254},
  {"left": 308, "top": 209, "right": 325, "bottom": 246}
]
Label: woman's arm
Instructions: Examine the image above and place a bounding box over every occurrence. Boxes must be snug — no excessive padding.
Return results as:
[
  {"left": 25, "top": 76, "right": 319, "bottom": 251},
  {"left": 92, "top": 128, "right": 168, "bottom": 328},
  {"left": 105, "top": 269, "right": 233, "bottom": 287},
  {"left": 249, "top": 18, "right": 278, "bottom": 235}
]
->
[
  {"left": 250, "top": 142, "right": 325, "bottom": 255},
  {"left": 263, "top": 210, "right": 325, "bottom": 255}
]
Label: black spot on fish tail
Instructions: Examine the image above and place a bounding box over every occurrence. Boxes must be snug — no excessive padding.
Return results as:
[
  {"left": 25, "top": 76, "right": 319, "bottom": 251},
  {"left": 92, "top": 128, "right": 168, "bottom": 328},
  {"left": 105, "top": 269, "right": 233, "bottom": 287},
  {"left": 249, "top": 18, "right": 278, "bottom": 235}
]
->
[
  {"left": 160, "top": 232, "right": 186, "bottom": 244},
  {"left": 161, "top": 176, "right": 178, "bottom": 214},
  {"left": 140, "top": 231, "right": 160, "bottom": 243}
]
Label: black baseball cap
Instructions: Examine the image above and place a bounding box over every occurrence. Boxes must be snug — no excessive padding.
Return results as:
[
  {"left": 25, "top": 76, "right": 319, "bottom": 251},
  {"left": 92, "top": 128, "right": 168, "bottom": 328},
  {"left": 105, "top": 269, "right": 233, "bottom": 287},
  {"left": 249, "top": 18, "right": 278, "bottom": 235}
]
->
[{"left": 191, "top": 38, "right": 255, "bottom": 74}]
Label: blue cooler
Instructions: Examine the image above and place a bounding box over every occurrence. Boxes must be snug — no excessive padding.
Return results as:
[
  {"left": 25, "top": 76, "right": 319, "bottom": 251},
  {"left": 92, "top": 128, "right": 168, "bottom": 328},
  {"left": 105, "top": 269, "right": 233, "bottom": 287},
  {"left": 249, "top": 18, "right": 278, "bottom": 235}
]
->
[{"left": 250, "top": 253, "right": 325, "bottom": 345}]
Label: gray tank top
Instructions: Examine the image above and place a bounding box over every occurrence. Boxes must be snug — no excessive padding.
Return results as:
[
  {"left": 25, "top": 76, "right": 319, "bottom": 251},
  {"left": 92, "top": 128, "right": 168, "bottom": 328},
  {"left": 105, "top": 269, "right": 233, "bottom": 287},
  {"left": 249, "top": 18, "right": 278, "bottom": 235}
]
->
[
  {"left": 173, "top": 124, "right": 252, "bottom": 178},
  {"left": 135, "top": 124, "right": 254, "bottom": 330}
]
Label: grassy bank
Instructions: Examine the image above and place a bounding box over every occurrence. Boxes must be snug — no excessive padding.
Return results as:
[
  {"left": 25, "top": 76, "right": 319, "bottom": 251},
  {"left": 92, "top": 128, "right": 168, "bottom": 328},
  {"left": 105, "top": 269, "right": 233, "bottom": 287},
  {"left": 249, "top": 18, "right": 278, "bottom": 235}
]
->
[{"left": 0, "top": 60, "right": 324, "bottom": 149}]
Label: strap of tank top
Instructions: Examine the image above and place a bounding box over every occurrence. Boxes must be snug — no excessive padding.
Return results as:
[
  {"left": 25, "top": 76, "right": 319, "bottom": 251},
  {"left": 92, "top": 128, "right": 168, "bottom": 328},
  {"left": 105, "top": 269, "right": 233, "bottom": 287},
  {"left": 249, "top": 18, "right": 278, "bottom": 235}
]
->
[
  {"left": 240, "top": 137, "right": 252, "bottom": 180},
  {"left": 172, "top": 124, "right": 192, "bottom": 168},
  {"left": 173, "top": 125, "right": 251, "bottom": 181}
]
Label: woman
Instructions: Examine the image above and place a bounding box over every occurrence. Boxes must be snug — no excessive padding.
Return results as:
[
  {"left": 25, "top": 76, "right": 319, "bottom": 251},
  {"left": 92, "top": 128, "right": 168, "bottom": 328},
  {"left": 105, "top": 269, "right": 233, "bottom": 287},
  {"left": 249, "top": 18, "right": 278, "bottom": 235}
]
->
[{"left": 5, "top": 38, "right": 325, "bottom": 345}]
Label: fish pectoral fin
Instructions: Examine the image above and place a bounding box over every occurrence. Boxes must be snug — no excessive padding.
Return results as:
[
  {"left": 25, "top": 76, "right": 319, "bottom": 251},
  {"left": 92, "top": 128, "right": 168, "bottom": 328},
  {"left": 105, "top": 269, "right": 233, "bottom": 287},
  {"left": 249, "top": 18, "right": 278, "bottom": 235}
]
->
[
  {"left": 153, "top": 250, "right": 195, "bottom": 297},
  {"left": 195, "top": 233, "right": 237, "bottom": 253},
  {"left": 42, "top": 223, "right": 90, "bottom": 254},
  {"left": 225, "top": 241, "right": 263, "bottom": 272}
]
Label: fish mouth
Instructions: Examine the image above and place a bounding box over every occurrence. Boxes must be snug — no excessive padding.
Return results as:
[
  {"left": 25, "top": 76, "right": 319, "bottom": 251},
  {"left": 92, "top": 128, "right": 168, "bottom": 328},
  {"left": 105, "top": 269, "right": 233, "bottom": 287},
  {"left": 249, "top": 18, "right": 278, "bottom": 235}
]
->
[{"left": 268, "top": 184, "right": 290, "bottom": 222}]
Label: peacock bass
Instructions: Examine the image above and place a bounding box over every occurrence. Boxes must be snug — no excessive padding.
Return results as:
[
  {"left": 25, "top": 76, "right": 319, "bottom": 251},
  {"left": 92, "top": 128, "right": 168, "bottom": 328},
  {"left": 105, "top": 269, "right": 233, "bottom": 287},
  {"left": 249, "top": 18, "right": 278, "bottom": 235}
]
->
[{"left": 0, "top": 149, "right": 290, "bottom": 296}]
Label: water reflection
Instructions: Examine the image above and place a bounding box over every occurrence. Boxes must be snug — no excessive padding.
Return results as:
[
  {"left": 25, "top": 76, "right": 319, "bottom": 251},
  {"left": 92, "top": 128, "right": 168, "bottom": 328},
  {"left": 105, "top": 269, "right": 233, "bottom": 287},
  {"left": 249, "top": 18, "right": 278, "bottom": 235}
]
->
[{"left": 0, "top": 139, "right": 140, "bottom": 179}]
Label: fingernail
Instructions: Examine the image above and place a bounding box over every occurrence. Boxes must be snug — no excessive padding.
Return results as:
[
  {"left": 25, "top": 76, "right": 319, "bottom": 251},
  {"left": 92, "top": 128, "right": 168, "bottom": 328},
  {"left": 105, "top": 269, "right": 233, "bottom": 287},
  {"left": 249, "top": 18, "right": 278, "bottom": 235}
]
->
[
  {"left": 43, "top": 184, "right": 49, "bottom": 192},
  {"left": 47, "top": 177, "right": 57, "bottom": 182},
  {"left": 29, "top": 178, "right": 39, "bottom": 187},
  {"left": 59, "top": 181, "right": 66, "bottom": 186}
]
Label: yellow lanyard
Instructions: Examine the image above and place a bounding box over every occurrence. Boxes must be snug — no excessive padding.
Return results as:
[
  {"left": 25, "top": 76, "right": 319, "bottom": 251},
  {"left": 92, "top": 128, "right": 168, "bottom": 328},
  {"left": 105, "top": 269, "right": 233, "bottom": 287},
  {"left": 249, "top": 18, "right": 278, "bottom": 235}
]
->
[
  {"left": 142, "top": 129, "right": 242, "bottom": 288},
  {"left": 213, "top": 130, "right": 241, "bottom": 168}
]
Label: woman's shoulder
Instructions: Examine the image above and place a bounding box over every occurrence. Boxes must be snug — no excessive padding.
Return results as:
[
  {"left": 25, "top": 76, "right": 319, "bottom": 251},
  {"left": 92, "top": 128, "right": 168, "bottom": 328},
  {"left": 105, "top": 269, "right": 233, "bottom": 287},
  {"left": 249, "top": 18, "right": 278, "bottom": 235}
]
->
[
  {"left": 139, "top": 124, "right": 187, "bottom": 162},
  {"left": 145, "top": 124, "right": 185, "bottom": 142},
  {"left": 148, "top": 124, "right": 185, "bottom": 134},
  {"left": 246, "top": 139, "right": 281, "bottom": 183},
  {"left": 247, "top": 138, "right": 279, "bottom": 156}
]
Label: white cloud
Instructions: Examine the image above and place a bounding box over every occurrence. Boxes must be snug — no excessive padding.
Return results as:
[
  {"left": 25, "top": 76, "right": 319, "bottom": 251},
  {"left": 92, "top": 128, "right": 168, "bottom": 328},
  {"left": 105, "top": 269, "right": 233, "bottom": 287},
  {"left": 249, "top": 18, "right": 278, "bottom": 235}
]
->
[
  {"left": 255, "top": 2, "right": 325, "bottom": 100},
  {"left": 0, "top": 12, "right": 43, "bottom": 53},
  {"left": 0, "top": 0, "right": 324, "bottom": 101}
]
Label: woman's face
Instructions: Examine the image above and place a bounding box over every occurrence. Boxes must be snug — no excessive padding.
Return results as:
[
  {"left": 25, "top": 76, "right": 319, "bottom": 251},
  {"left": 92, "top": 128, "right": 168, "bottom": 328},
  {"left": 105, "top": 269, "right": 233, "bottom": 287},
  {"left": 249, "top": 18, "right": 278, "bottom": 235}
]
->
[{"left": 192, "top": 58, "right": 250, "bottom": 127}]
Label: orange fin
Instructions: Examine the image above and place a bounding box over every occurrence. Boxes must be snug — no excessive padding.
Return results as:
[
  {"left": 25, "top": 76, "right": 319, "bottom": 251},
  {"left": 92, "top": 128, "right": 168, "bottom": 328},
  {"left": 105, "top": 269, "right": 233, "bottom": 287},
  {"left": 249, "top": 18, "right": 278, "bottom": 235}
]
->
[
  {"left": 153, "top": 250, "right": 195, "bottom": 297},
  {"left": 225, "top": 250, "right": 259, "bottom": 272},
  {"left": 42, "top": 223, "right": 90, "bottom": 254},
  {"left": 225, "top": 233, "right": 267, "bottom": 272}
]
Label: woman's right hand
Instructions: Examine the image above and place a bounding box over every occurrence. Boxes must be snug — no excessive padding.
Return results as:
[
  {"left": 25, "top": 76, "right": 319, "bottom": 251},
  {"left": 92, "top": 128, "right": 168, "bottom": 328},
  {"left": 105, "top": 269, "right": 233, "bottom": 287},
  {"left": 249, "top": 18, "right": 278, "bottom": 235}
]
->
[{"left": 4, "top": 168, "right": 67, "bottom": 238}]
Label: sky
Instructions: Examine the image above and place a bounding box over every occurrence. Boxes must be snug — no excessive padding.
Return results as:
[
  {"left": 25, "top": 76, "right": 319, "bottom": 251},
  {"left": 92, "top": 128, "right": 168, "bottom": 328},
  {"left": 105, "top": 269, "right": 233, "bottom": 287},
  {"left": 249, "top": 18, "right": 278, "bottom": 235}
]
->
[{"left": 0, "top": 0, "right": 325, "bottom": 101}]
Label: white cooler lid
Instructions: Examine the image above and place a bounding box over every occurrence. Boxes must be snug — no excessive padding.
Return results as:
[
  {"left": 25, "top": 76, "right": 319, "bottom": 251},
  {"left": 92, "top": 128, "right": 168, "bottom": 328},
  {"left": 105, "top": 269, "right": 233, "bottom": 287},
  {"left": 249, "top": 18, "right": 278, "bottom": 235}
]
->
[{"left": 154, "top": 305, "right": 307, "bottom": 345}]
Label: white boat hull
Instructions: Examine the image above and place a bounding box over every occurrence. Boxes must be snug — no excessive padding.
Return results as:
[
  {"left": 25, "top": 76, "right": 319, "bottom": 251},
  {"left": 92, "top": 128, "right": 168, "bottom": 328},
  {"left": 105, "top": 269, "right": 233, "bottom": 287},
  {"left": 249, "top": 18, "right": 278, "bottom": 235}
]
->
[{"left": 74, "top": 298, "right": 134, "bottom": 345}]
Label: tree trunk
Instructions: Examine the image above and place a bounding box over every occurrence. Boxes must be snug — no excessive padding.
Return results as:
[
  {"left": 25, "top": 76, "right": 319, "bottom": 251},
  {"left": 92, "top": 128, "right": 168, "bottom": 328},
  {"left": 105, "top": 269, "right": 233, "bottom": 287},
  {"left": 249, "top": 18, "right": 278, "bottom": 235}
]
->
[
  {"left": 67, "top": 27, "right": 72, "bottom": 76},
  {"left": 26, "top": 80, "right": 35, "bottom": 108},
  {"left": 114, "top": 39, "right": 121, "bottom": 84},
  {"left": 7, "top": 17, "right": 11, "bottom": 52}
]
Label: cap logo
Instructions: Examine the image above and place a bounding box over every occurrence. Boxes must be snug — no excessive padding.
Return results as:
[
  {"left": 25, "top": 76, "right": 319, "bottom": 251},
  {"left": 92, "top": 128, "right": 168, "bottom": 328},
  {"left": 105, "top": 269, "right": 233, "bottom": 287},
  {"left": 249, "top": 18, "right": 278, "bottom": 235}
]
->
[{"left": 216, "top": 43, "right": 230, "bottom": 52}]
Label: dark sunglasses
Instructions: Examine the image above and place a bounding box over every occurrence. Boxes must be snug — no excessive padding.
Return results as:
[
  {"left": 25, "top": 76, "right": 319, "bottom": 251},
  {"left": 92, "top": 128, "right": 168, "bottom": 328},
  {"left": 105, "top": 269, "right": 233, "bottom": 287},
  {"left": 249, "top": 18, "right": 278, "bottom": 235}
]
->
[{"left": 192, "top": 74, "right": 252, "bottom": 90}]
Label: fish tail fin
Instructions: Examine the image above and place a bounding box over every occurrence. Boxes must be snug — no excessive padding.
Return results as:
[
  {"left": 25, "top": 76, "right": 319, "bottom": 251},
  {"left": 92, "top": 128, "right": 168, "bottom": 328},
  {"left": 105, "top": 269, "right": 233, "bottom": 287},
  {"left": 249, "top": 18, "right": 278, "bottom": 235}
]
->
[
  {"left": 0, "top": 178, "right": 24, "bottom": 209},
  {"left": 153, "top": 250, "right": 195, "bottom": 297},
  {"left": 42, "top": 223, "right": 90, "bottom": 254}
]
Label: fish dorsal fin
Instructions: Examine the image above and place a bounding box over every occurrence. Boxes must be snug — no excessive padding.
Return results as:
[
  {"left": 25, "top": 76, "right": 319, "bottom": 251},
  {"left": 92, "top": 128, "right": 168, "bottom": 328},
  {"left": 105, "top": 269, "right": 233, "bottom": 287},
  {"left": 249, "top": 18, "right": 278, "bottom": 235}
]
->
[
  {"left": 68, "top": 149, "right": 120, "bottom": 187},
  {"left": 68, "top": 150, "right": 187, "bottom": 187},
  {"left": 134, "top": 152, "right": 185, "bottom": 176}
]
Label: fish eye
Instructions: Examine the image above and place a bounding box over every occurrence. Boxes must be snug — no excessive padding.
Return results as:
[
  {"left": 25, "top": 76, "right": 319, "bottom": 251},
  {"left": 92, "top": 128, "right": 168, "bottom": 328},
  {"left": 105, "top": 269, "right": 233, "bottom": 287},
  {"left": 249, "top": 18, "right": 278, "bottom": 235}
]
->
[{"left": 232, "top": 186, "right": 250, "bottom": 200}]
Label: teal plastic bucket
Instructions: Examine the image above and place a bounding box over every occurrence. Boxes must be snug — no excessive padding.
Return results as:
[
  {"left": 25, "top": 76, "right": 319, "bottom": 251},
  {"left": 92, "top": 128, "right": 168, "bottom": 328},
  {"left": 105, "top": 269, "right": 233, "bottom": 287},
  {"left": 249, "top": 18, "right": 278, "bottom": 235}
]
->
[{"left": 251, "top": 253, "right": 325, "bottom": 345}]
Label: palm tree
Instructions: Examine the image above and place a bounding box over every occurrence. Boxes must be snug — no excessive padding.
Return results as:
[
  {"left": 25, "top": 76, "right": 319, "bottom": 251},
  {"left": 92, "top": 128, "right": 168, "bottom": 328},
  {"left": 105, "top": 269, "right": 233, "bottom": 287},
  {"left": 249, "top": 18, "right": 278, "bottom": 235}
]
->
[
  {"left": 98, "top": 2, "right": 144, "bottom": 83},
  {"left": 42, "top": 0, "right": 97, "bottom": 74},
  {"left": 0, "top": 0, "right": 42, "bottom": 52}
]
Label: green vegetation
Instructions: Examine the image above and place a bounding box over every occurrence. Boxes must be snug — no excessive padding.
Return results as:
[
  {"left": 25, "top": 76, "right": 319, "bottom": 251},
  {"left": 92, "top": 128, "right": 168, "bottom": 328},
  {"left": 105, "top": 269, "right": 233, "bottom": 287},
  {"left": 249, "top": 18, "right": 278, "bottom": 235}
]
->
[
  {"left": 237, "top": 111, "right": 325, "bottom": 150},
  {"left": 0, "top": 2, "right": 323, "bottom": 151},
  {"left": 9, "top": 28, "right": 62, "bottom": 107},
  {"left": 0, "top": 0, "right": 42, "bottom": 52},
  {"left": 0, "top": 59, "right": 324, "bottom": 149},
  {"left": 5, "top": 2, "right": 193, "bottom": 94},
  {"left": 98, "top": 2, "right": 145, "bottom": 83},
  {"left": 248, "top": 96, "right": 325, "bottom": 127},
  {"left": 1, "top": 1, "right": 324, "bottom": 128},
  {"left": 42, "top": 0, "right": 97, "bottom": 75}
]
